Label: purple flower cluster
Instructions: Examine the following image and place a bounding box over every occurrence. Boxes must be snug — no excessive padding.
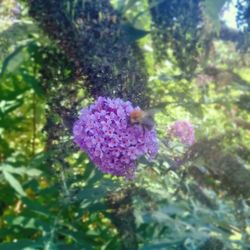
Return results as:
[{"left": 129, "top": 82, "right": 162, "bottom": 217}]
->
[
  {"left": 73, "top": 97, "right": 158, "bottom": 179},
  {"left": 169, "top": 120, "right": 195, "bottom": 146}
]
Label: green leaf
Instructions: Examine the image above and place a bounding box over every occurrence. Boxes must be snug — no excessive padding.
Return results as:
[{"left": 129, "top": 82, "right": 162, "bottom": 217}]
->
[
  {"left": 21, "top": 72, "right": 44, "bottom": 97},
  {"left": 0, "top": 239, "right": 43, "bottom": 250},
  {"left": 0, "top": 164, "right": 41, "bottom": 177},
  {"left": 7, "top": 216, "right": 37, "bottom": 229},
  {"left": 0, "top": 100, "right": 23, "bottom": 116},
  {"left": 0, "top": 138, "right": 13, "bottom": 157},
  {"left": 0, "top": 87, "right": 29, "bottom": 101},
  {"left": 82, "top": 162, "right": 103, "bottom": 187},
  {"left": 56, "top": 230, "right": 94, "bottom": 250},
  {"left": 0, "top": 45, "right": 26, "bottom": 78},
  {"left": 26, "top": 168, "right": 42, "bottom": 177},
  {"left": 77, "top": 186, "right": 106, "bottom": 202},
  {"left": 202, "top": 0, "right": 227, "bottom": 33},
  {"left": 21, "top": 197, "right": 51, "bottom": 219},
  {"left": 121, "top": 23, "right": 149, "bottom": 43},
  {"left": 0, "top": 164, "right": 25, "bottom": 175},
  {"left": 2, "top": 170, "right": 26, "bottom": 196},
  {"left": 123, "top": 0, "right": 140, "bottom": 12},
  {"left": 0, "top": 116, "right": 24, "bottom": 130},
  {"left": 77, "top": 179, "right": 117, "bottom": 206},
  {"left": 117, "top": 0, "right": 140, "bottom": 13}
]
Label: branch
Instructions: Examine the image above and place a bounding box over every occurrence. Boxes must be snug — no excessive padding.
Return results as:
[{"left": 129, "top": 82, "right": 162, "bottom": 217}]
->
[
  {"left": 188, "top": 139, "right": 250, "bottom": 199},
  {"left": 28, "top": 0, "right": 149, "bottom": 107},
  {"left": 219, "top": 26, "right": 245, "bottom": 43}
]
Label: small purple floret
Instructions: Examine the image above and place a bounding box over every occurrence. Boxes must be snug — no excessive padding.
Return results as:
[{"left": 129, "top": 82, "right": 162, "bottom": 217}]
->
[
  {"left": 73, "top": 97, "right": 158, "bottom": 179},
  {"left": 169, "top": 120, "right": 195, "bottom": 146}
]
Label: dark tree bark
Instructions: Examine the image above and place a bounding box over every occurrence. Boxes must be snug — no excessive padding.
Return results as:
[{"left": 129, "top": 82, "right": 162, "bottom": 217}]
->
[{"left": 28, "top": 0, "right": 149, "bottom": 107}]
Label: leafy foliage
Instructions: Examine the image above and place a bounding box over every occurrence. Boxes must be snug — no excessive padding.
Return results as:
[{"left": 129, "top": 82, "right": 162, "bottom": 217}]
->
[{"left": 149, "top": 0, "right": 203, "bottom": 74}]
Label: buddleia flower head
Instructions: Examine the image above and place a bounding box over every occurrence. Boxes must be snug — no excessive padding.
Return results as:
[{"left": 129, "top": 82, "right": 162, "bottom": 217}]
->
[{"left": 73, "top": 97, "right": 158, "bottom": 179}]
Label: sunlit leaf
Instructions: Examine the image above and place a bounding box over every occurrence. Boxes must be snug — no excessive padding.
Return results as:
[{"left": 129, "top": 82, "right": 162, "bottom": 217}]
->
[
  {"left": 0, "top": 164, "right": 42, "bottom": 177},
  {"left": 0, "top": 45, "right": 26, "bottom": 78},
  {"left": 0, "top": 100, "right": 23, "bottom": 116},
  {"left": 118, "top": 0, "right": 140, "bottom": 13},
  {"left": 202, "top": 0, "right": 227, "bottom": 32},
  {"left": 2, "top": 170, "right": 26, "bottom": 196}
]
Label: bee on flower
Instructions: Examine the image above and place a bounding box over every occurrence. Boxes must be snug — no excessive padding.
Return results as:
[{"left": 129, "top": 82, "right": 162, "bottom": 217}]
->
[{"left": 129, "top": 108, "right": 155, "bottom": 130}]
